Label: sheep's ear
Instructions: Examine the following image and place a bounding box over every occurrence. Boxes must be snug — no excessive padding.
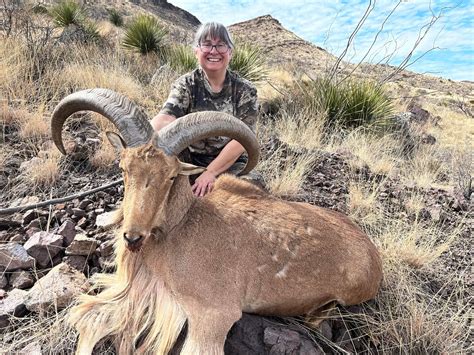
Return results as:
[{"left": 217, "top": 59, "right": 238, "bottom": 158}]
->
[
  {"left": 106, "top": 132, "right": 126, "bottom": 153},
  {"left": 178, "top": 160, "right": 206, "bottom": 176}
]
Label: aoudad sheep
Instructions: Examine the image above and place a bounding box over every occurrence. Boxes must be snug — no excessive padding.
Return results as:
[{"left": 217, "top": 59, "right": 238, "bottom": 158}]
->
[{"left": 51, "top": 88, "right": 383, "bottom": 354}]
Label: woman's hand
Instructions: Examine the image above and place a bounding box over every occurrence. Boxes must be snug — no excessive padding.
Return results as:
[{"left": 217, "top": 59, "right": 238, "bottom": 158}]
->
[{"left": 192, "top": 171, "right": 217, "bottom": 197}]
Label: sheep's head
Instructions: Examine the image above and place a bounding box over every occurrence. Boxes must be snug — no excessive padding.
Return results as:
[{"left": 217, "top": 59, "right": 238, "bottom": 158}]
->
[
  {"left": 51, "top": 88, "right": 259, "bottom": 252},
  {"left": 107, "top": 138, "right": 205, "bottom": 251}
]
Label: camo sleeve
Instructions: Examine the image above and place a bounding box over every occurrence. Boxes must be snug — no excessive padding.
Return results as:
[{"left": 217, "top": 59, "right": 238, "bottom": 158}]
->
[
  {"left": 159, "top": 75, "right": 191, "bottom": 118},
  {"left": 236, "top": 84, "right": 258, "bottom": 133}
]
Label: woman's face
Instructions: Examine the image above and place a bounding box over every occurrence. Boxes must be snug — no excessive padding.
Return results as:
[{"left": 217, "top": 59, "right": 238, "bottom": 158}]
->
[{"left": 195, "top": 37, "right": 232, "bottom": 75}]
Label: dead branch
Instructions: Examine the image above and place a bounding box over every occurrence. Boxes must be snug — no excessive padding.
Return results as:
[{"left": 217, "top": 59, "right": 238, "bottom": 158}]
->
[{"left": 0, "top": 179, "right": 123, "bottom": 215}]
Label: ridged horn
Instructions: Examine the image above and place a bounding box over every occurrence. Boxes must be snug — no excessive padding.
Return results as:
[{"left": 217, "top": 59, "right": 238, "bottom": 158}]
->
[
  {"left": 153, "top": 111, "right": 259, "bottom": 175},
  {"left": 51, "top": 88, "right": 153, "bottom": 154}
]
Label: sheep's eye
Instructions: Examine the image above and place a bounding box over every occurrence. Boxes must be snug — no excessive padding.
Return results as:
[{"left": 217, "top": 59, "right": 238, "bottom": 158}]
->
[{"left": 170, "top": 176, "right": 176, "bottom": 181}]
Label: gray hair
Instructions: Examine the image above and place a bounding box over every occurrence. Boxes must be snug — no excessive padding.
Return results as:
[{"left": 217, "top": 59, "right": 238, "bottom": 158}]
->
[{"left": 193, "top": 22, "right": 234, "bottom": 50}]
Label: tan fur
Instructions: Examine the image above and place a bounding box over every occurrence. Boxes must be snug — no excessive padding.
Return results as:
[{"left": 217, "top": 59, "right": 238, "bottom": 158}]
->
[{"left": 70, "top": 144, "right": 383, "bottom": 354}]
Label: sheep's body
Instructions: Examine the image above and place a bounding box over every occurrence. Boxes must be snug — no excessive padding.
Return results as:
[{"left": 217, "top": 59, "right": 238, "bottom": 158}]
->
[{"left": 70, "top": 147, "right": 382, "bottom": 355}]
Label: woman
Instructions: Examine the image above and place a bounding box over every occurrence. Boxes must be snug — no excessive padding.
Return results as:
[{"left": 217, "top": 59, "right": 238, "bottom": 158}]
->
[{"left": 151, "top": 22, "right": 258, "bottom": 197}]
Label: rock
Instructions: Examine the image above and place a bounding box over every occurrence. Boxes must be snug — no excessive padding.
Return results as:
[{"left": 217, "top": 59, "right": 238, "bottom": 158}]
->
[
  {"left": 77, "top": 217, "right": 89, "bottom": 230},
  {"left": 10, "top": 233, "right": 26, "bottom": 243},
  {"left": 78, "top": 198, "right": 93, "bottom": 210},
  {"left": 224, "top": 314, "right": 323, "bottom": 355},
  {"left": 264, "top": 327, "right": 321, "bottom": 355},
  {"left": 0, "top": 288, "right": 29, "bottom": 328},
  {"left": 0, "top": 219, "right": 21, "bottom": 230},
  {"left": 24, "top": 263, "right": 89, "bottom": 313},
  {"left": 24, "top": 231, "right": 64, "bottom": 268},
  {"left": 25, "top": 217, "right": 48, "bottom": 230},
  {"left": 72, "top": 208, "right": 87, "bottom": 218},
  {"left": 63, "top": 255, "right": 88, "bottom": 271},
  {"left": 22, "top": 210, "right": 41, "bottom": 226},
  {"left": 65, "top": 234, "right": 99, "bottom": 256},
  {"left": 95, "top": 211, "right": 118, "bottom": 228},
  {"left": 0, "top": 274, "right": 7, "bottom": 288},
  {"left": 0, "top": 243, "right": 35, "bottom": 271},
  {"left": 56, "top": 219, "right": 76, "bottom": 247},
  {"left": 319, "top": 320, "right": 333, "bottom": 340},
  {"left": 9, "top": 271, "right": 34, "bottom": 289}
]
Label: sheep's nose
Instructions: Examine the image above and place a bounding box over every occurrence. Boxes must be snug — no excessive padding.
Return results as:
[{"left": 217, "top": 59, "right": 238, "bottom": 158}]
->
[{"left": 123, "top": 232, "right": 143, "bottom": 245}]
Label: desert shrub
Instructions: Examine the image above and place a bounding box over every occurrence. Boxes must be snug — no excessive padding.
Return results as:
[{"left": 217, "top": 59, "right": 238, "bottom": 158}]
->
[
  {"left": 122, "top": 15, "right": 167, "bottom": 55},
  {"left": 165, "top": 44, "right": 197, "bottom": 73},
  {"left": 230, "top": 42, "right": 268, "bottom": 83},
  {"left": 284, "top": 77, "right": 394, "bottom": 130},
  {"left": 50, "top": 0, "right": 84, "bottom": 27},
  {"left": 107, "top": 8, "right": 123, "bottom": 27}
]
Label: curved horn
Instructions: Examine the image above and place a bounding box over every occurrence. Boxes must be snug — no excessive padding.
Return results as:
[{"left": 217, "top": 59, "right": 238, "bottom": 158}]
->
[
  {"left": 153, "top": 111, "right": 259, "bottom": 175},
  {"left": 51, "top": 88, "right": 153, "bottom": 154}
]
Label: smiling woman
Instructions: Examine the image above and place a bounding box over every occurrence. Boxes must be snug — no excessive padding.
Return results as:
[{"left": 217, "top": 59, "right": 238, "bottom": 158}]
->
[{"left": 150, "top": 22, "right": 258, "bottom": 198}]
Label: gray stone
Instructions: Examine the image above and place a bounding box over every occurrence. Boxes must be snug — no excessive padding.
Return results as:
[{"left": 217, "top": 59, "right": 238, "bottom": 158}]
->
[
  {"left": 0, "top": 243, "right": 35, "bottom": 271},
  {"left": 9, "top": 271, "right": 34, "bottom": 289},
  {"left": 56, "top": 219, "right": 76, "bottom": 247},
  {"left": 24, "top": 231, "right": 63, "bottom": 268},
  {"left": 65, "top": 234, "right": 99, "bottom": 256},
  {"left": 0, "top": 274, "right": 7, "bottom": 288},
  {"left": 24, "top": 263, "right": 89, "bottom": 313},
  {"left": 72, "top": 208, "right": 87, "bottom": 218},
  {"left": 63, "top": 255, "right": 88, "bottom": 271},
  {"left": 0, "top": 288, "right": 29, "bottom": 327},
  {"left": 319, "top": 320, "right": 333, "bottom": 340},
  {"left": 78, "top": 198, "right": 93, "bottom": 210}
]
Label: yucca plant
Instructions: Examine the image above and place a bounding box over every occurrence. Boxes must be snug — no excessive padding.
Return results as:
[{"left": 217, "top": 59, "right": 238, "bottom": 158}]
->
[
  {"left": 107, "top": 8, "right": 123, "bottom": 27},
  {"left": 50, "top": 0, "right": 84, "bottom": 27},
  {"left": 297, "top": 77, "right": 394, "bottom": 130},
  {"left": 122, "top": 15, "right": 168, "bottom": 55},
  {"left": 230, "top": 42, "right": 268, "bottom": 83},
  {"left": 165, "top": 44, "right": 197, "bottom": 73}
]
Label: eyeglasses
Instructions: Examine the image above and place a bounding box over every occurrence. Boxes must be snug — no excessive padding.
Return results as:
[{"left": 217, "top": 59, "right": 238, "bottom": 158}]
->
[{"left": 199, "top": 43, "right": 229, "bottom": 54}]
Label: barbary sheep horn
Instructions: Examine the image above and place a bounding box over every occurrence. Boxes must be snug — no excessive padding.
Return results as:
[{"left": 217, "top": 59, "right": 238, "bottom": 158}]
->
[{"left": 51, "top": 88, "right": 259, "bottom": 174}]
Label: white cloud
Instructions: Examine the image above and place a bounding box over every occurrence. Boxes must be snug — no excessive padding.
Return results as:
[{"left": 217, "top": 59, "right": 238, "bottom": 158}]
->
[{"left": 169, "top": 0, "right": 473, "bottom": 80}]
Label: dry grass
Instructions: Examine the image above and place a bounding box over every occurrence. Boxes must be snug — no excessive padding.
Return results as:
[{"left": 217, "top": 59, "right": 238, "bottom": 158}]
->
[
  {"left": 22, "top": 148, "right": 62, "bottom": 188},
  {"left": 56, "top": 63, "right": 144, "bottom": 103},
  {"left": 258, "top": 147, "right": 316, "bottom": 196},
  {"left": 400, "top": 145, "right": 443, "bottom": 189},
  {"left": 348, "top": 180, "right": 383, "bottom": 227},
  {"left": 18, "top": 110, "right": 49, "bottom": 140},
  {"left": 339, "top": 130, "right": 400, "bottom": 176},
  {"left": 273, "top": 108, "right": 328, "bottom": 150},
  {"left": 90, "top": 134, "right": 119, "bottom": 170}
]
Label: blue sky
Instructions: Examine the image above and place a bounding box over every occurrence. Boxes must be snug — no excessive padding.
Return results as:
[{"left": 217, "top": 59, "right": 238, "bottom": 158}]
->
[{"left": 169, "top": 0, "right": 473, "bottom": 81}]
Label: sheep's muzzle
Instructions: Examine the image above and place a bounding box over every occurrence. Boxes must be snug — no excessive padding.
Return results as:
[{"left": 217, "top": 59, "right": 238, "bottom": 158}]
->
[{"left": 123, "top": 231, "right": 144, "bottom": 252}]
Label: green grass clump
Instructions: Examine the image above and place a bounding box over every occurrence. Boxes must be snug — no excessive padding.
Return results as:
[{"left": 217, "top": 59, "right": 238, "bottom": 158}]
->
[
  {"left": 292, "top": 77, "right": 394, "bottom": 130},
  {"left": 165, "top": 44, "right": 197, "bottom": 73},
  {"left": 107, "top": 8, "right": 124, "bottom": 27},
  {"left": 122, "top": 15, "right": 168, "bottom": 55},
  {"left": 50, "top": 0, "right": 84, "bottom": 27},
  {"left": 230, "top": 42, "right": 268, "bottom": 83}
]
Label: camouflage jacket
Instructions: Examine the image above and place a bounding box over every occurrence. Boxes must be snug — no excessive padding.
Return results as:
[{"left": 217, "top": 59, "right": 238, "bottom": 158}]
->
[{"left": 159, "top": 68, "right": 258, "bottom": 156}]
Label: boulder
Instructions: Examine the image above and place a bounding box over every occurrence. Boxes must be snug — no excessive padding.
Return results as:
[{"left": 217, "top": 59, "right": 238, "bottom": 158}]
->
[
  {"left": 56, "top": 219, "right": 76, "bottom": 247},
  {"left": 24, "top": 231, "right": 63, "bottom": 268},
  {"left": 0, "top": 243, "right": 35, "bottom": 271},
  {"left": 0, "top": 288, "right": 29, "bottom": 328},
  {"left": 0, "top": 274, "right": 7, "bottom": 289},
  {"left": 65, "top": 234, "right": 99, "bottom": 256},
  {"left": 24, "top": 263, "right": 89, "bottom": 313},
  {"left": 223, "top": 314, "right": 324, "bottom": 355},
  {"left": 9, "top": 271, "right": 35, "bottom": 289}
]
